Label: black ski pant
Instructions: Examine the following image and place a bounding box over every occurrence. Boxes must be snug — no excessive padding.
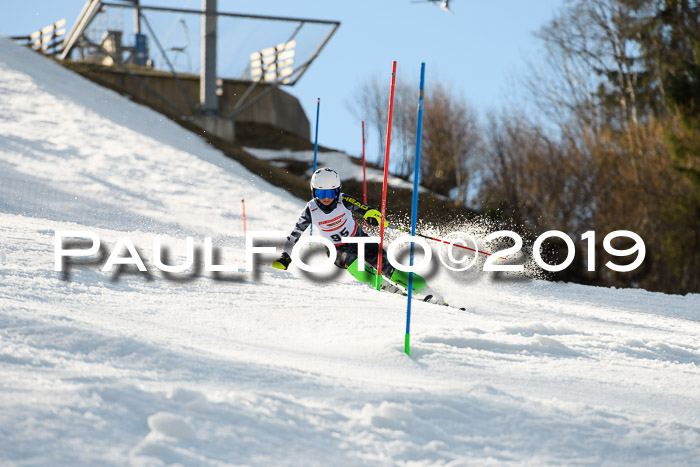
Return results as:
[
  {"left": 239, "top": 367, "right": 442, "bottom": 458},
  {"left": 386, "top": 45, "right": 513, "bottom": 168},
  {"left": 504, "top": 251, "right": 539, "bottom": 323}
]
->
[{"left": 333, "top": 228, "right": 394, "bottom": 277}]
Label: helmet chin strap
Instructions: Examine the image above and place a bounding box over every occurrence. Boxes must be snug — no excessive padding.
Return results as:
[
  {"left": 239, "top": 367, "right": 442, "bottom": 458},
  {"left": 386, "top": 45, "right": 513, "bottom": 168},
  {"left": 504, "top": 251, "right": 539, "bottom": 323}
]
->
[{"left": 316, "top": 197, "right": 337, "bottom": 213}]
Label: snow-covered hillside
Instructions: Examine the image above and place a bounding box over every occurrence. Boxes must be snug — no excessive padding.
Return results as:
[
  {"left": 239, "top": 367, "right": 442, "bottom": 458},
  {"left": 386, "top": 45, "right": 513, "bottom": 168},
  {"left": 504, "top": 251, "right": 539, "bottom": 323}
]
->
[
  {"left": 1, "top": 37, "right": 699, "bottom": 465},
  {"left": 244, "top": 147, "right": 431, "bottom": 193}
]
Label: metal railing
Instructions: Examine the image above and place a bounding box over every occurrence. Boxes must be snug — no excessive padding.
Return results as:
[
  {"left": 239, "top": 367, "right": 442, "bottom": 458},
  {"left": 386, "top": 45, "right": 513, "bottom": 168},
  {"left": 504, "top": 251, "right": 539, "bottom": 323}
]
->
[{"left": 11, "top": 18, "right": 67, "bottom": 56}]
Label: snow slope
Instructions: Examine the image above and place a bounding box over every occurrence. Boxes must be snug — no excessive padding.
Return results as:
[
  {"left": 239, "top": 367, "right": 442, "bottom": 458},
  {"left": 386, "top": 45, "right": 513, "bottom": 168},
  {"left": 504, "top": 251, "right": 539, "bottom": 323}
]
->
[
  {"left": 244, "top": 147, "right": 431, "bottom": 193},
  {"left": 1, "top": 37, "right": 700, "bottom": 466}
]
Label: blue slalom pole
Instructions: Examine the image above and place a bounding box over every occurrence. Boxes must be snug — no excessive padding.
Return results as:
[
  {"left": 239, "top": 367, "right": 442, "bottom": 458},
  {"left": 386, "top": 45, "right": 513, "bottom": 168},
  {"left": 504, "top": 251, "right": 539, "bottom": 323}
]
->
[
  {"left": 313, "top": 97, "right": 320, "bottom": 172},
  {"left": 405, "top": 63, "right": 425, "bottom": 356},
  {"left": 311, "top": 97, "right": 320, "bottom": 236}
]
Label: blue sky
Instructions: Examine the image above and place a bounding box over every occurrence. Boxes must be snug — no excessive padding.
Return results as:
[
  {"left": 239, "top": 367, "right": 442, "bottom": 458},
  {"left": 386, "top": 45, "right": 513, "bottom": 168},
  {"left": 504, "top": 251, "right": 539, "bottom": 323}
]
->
[{"left": 1, "top": 0, "right": 564, "bottom": 158}]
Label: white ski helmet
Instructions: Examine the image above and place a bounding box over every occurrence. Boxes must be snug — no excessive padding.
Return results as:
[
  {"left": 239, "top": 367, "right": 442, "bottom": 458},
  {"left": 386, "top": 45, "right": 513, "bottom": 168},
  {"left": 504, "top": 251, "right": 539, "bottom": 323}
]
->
[{"left": 310, "top": 167, "right": 341, "bottom": 212}]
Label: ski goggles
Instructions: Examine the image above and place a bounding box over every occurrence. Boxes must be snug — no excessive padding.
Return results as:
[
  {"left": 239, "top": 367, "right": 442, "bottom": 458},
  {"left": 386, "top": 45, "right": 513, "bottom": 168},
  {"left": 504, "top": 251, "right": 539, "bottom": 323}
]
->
[{"left": 314, "top": 188, "right": 338, "bottom": 199}]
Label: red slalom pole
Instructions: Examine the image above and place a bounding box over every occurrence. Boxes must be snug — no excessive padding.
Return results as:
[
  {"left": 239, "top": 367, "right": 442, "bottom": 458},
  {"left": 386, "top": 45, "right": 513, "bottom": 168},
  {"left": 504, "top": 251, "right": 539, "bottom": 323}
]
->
[
  {"left": 376, "top": 61, "right": 397, "bottom": 284},
  {"left": 362, "top": 121, "right": 368, "bottom": 231},
  {"left": 387, "top": 222, "right": 497, "bottom": 257},
  {"left": 241, "top": 199, "right": 247, "bottom": 237},
  {"left": 362, "top": 120, "right": 367, "bottom": 206}
]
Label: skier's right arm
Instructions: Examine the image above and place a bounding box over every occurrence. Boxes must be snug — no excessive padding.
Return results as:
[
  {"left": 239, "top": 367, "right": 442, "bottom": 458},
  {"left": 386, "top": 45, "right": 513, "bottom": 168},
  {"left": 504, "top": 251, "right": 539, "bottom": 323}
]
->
[{"left": 272, "top": 206, "right": 312, "bottom": 270}]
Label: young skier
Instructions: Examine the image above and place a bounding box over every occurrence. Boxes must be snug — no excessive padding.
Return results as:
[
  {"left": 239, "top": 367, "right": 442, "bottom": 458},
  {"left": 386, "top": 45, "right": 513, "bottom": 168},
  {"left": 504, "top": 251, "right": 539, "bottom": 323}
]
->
[{"left": 272, "top": 167, "right": 427, "bottom": 292}]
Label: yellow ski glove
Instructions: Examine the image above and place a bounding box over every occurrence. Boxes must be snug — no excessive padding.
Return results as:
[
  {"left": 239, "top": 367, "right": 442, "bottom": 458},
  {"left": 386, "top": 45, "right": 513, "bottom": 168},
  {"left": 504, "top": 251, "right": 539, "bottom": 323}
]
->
[
  {"left": 272, "top": 252, "right": 292, "bottom": 270},
  {"left": 363, "top": 209, "right": 388, "bottom": 228}
]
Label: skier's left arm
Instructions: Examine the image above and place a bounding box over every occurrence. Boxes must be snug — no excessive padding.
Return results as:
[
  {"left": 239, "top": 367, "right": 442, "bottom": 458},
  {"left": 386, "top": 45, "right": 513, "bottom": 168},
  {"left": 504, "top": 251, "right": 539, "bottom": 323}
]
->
[{"left": 341, "top": 195, "right": 388, "bottom": 227}]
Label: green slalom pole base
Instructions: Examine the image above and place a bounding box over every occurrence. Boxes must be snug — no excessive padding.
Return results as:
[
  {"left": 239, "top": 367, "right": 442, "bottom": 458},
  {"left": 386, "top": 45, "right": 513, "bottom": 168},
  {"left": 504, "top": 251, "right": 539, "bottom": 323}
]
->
[{"left": 404, "top": 334, "right": 410, "bottom": 355}]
